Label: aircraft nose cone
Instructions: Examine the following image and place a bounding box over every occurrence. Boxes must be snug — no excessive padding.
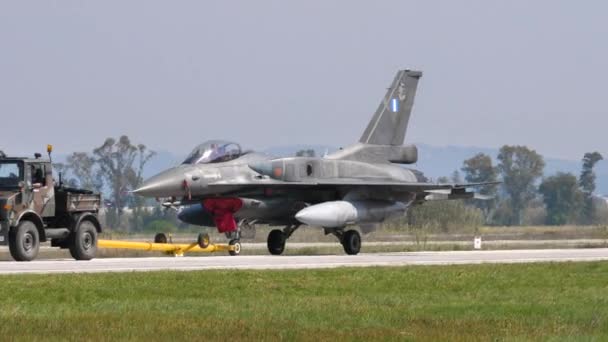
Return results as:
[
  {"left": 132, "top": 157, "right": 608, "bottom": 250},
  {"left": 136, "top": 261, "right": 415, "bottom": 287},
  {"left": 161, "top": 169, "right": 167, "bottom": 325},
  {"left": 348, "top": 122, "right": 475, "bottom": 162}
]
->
[{"left": 133, "top": 168, "right": 185, "bottom": 198}]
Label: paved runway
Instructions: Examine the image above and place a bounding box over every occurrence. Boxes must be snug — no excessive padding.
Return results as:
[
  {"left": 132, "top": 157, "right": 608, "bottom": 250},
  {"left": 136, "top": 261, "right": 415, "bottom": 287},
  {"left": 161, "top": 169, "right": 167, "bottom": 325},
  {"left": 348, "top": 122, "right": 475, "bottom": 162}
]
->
[{"left": 0, "top": 248, "right": 608, "bottom": 274}]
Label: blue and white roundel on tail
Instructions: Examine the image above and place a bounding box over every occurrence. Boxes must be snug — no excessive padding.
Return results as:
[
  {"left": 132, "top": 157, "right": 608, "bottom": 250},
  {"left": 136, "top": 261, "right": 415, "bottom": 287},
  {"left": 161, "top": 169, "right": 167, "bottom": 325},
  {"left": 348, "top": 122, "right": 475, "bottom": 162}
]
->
[{"left": 390, "top": 98, "right": 399, "bottom": 113}]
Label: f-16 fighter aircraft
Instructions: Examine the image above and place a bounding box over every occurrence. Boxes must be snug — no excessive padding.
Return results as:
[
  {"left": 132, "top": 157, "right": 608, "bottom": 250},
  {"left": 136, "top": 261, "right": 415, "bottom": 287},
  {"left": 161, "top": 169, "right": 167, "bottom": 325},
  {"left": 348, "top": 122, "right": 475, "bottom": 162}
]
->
[{"left": 134, "top": 70, "right": 494, "bottom": 255}]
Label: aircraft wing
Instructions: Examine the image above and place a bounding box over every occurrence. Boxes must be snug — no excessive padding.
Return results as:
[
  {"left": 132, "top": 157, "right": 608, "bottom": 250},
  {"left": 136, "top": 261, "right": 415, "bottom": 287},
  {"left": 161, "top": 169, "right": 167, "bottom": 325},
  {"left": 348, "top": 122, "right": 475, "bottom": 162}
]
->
[{"left": 209, "top": 179, "right": 498, "bottom": 193}]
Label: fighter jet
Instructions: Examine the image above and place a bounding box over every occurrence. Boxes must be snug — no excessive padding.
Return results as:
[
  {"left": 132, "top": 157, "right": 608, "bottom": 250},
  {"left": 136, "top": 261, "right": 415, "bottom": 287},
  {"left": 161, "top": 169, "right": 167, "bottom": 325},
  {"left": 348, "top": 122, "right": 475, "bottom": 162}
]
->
[{"left": 134, "top": 70, "right": 494, "bottom": 255}]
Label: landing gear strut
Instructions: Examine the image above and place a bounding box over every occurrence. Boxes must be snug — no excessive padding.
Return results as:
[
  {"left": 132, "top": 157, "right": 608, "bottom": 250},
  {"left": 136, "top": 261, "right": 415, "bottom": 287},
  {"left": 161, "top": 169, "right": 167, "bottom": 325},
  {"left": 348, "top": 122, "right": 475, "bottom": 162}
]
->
[
  {"left": 225, "top": 230, "right": 241, "bottom": 241},
  {"left": 267, "top": 225, "right": 299, "bottom": 255},
  {"left": 238, "top": 219, "right": 257, "bottom": 240}
]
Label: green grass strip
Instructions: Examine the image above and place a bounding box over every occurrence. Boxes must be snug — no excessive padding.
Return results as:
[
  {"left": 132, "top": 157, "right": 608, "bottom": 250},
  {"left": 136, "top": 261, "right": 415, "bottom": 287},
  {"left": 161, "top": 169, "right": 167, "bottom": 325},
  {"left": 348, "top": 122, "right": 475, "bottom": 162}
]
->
[{"left": 1, "top": 262, "right": 607, "bottom": 341}]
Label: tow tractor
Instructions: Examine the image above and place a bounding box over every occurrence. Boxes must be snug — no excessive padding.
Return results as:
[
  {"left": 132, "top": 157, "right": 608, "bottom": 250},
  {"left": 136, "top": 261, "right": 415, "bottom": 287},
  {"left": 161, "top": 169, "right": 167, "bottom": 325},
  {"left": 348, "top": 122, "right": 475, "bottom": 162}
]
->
[
  {"left": 0, "top": 147, "right": 240, "bottom": 261},
  {"left": 0, "top": 146, "right": 102, "bottom": 261}
]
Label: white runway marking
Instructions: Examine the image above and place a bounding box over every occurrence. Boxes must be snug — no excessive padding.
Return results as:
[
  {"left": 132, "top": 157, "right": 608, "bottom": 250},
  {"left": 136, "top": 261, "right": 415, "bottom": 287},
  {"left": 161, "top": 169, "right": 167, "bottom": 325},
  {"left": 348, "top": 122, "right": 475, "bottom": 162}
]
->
[{"left": 0, "top": 248, "right": 607, "bottom": 274}]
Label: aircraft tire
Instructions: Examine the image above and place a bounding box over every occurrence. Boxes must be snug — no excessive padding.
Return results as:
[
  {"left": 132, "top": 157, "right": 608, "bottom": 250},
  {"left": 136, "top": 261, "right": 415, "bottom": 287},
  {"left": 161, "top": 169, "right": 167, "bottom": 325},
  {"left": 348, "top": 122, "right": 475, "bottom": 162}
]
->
[
  {"left": 229, "top": 239, "right": 241, "bottom": 256},
  {"left": 9, "top": 220, "right": 40, "bottom": 262},
  {"left": 197, "top": 233, "right": 210, "bottom": 248},
  {"left": 342, "top": 230, "right": 361, "bottom": 255},
  {"left": 267, "top": 229, "right": 286, "bottom": 255},
  {"left": 69, "top": 220, "right": 98, "bottom": 261}
]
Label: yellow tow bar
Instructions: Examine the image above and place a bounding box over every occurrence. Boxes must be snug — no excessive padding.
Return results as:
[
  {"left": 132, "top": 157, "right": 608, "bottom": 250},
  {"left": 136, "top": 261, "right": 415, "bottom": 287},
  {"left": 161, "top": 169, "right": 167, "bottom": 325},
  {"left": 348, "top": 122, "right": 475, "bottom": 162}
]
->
[{"left": 98, "top": 239, "right": 239, "bottom": 257}]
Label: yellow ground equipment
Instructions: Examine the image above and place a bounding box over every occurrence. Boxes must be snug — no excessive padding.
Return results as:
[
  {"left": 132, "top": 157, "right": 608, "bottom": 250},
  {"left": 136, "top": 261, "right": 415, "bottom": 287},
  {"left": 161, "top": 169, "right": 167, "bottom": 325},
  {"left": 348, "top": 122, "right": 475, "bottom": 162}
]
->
[{"left": 98, "top": 233, "right": 241, "bottom": 257}]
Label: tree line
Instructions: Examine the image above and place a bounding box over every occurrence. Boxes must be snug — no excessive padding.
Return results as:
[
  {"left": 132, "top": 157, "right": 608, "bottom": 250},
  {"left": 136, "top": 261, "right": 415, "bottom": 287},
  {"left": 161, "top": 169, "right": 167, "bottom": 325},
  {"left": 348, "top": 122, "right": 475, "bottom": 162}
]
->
[{"left": 418, "top": 146, "right": 604, "bottom": 228}]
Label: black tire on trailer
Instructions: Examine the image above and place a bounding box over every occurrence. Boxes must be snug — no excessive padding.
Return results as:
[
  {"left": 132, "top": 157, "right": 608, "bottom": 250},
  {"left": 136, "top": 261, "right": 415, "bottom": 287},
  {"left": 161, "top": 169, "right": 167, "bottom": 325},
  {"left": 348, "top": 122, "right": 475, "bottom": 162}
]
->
[
  {"left": 154, "top": 233, "right": 168, "bottom": 244},
  {"left": 197, "top": 232, "right": 210, "bottom": 248},
  {"left": 342, "top": 230, "right": 361, "bottom": 255},
  {"left": 229, "top": 239, "right": 241, "bottom": 256},
  {"left": 8, "top": 220, "right": 40, "bottom": 262},
  {"left": 69, "top": 220, "right": 98, "bottom": 261},
  {"left": 267, "top": 229, "right": 286, "bottom": 255}
]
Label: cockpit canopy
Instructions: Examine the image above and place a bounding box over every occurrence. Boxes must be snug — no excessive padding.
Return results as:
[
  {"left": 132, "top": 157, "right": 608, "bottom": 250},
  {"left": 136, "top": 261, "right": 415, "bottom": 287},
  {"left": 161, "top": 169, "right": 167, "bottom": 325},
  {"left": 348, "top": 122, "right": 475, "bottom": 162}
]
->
[{"left": 182, "top": 140, "right": 243, "bottom": 165}]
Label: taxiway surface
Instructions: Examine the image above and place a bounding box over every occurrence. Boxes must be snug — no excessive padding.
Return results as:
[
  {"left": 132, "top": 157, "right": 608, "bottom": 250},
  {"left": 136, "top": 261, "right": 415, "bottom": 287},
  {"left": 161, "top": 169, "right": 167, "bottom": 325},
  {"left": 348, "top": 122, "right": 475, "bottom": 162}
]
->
[{"left": 0, "top": 248, "right": 607, "bottom": 274}]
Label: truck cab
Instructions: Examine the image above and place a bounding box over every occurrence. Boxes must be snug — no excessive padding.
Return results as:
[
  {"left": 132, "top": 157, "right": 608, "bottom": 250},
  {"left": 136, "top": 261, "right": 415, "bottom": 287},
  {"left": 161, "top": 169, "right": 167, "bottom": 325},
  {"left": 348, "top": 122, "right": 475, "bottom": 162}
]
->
[{"left": 0, "top": 152, "right": 102, "bottom": 261}]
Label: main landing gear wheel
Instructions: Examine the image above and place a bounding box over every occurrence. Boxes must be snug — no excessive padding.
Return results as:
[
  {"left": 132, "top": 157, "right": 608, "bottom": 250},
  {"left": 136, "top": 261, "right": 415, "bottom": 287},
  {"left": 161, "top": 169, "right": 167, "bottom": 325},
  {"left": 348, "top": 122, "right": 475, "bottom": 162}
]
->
[
  {"left": 197, "top": 233, "right": 210, "bottom": 248},
  {"left": 229, "top": 239, "right": 241, "bottom": 256},
  {"left": 69, "top": 220, "right": 98, "bottom": 261},
  {"left": 342, "top": 230, "right": 361, "bottom": 255},
  {"left": 154, "top": 233, "right": 168, "bottom": 244},
  {"left": 267, "top": 229, "right": 286, "bottom": 255},
  {"left": 9, "top": 220, "right": 40, "bottom": 262}
]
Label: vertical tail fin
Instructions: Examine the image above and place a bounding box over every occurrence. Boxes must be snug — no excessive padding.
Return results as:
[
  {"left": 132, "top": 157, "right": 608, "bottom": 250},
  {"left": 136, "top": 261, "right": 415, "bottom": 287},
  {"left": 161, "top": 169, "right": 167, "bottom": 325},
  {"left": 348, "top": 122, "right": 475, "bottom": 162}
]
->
[{"left": 359, "top": 69, "right": 422, "bottom": 146}]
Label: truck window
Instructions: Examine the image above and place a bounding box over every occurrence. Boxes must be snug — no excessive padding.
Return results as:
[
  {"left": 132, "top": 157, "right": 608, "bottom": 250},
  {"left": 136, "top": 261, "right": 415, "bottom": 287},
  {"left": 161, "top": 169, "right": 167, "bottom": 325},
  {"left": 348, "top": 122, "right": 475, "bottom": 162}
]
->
[
  {"left": 0, "top": 162, "right": 23, "bottom": 188},
  {"left": 31, "top": 164, "right": 46, "bottom": 186}
]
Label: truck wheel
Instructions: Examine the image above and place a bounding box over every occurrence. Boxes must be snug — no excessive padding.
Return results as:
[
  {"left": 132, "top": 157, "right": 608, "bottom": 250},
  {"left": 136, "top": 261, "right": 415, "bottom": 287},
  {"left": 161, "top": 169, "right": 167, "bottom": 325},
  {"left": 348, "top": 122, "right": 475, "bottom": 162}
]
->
[
  {"left": 9, "top": 221, "right": 40, "bottom": 262},
  {"left": 69, "top": 220, "right": 98, "bottom": 261}
]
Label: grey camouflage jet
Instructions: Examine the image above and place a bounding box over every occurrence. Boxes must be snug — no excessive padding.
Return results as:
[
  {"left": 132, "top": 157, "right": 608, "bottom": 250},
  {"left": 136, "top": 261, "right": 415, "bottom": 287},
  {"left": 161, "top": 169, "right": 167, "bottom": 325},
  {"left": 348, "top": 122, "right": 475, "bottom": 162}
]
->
[{"left": 134, "top": 70, "right": 494, "bottom": 255}]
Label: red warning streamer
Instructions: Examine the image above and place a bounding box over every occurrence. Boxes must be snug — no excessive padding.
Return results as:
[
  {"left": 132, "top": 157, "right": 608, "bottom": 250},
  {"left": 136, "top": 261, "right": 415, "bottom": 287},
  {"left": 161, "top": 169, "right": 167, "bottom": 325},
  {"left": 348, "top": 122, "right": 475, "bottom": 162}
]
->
[{"left": 202, "top": 198, "right": 243, "bottom": 233}]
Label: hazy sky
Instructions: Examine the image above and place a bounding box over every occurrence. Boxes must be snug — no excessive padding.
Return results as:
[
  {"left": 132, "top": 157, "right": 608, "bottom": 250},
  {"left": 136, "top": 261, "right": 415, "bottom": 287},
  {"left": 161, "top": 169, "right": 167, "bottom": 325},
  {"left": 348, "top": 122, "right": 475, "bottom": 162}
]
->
[{"left": 1, "top": 1, "right": 606, "bottom": 160}]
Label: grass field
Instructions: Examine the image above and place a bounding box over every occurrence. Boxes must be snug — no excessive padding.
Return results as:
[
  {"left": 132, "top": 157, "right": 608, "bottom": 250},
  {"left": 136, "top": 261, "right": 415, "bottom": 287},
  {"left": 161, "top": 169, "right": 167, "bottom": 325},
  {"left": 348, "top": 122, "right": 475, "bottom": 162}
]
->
[{"left": 0, "top": 262, "right": 607, "bottom": 341}]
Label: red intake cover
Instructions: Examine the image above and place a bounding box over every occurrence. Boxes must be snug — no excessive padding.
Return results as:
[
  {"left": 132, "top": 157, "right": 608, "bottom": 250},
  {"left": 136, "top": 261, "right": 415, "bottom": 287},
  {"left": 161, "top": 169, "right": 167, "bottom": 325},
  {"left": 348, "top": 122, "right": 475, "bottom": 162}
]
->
[{"left": 202, "top": 198, "right": 243, "bottom": 233}]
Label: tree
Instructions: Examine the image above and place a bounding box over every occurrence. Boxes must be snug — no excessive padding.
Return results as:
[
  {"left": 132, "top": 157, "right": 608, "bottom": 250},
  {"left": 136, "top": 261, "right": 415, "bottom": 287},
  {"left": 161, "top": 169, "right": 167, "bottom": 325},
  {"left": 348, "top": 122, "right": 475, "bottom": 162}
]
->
[
  {"left": 496, "top": 145, "right": 545, "bottom": 225},
  {"left": 295, "top": 149, "right": 315, "bottom": 157},
  {"left": 462, "top": 153, "right": 497, "bottom": 191},
  {"left": 126, "top": 144, "right": 156, "bottom": 231},
  {"left": 539, "top": 172, "right": 583, "bottom": 225},
  {"left": 450, "top": 170, "right": 462, "bottom": 184},
  {"left": 93, "top": 136, "right": 155, "bottom": 230},
  {"left": 461, "top": 153, "right": 498, "bottom": 219},
  {"left": 579, "top": 152, "right": 603, "bottom": 224},
  {"left": 437, "top": 176, "right": 450, "bottom": 183},
  {"left": 52, "top": 163, "right": 78, "bottom": 188},
  {"left": 65, "top": 152, "right": 103, "bottom": 192},
  {"left": 0, "top": 150, "right": 5, "bottom": 158}
]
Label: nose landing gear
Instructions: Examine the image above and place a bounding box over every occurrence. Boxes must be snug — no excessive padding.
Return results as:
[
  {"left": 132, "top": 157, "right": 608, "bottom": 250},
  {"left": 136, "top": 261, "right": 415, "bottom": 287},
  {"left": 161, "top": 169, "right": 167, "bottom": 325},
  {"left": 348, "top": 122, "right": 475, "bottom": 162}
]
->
[{"left": 228, "top": 239, "right": 241, "bottom": 256}]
